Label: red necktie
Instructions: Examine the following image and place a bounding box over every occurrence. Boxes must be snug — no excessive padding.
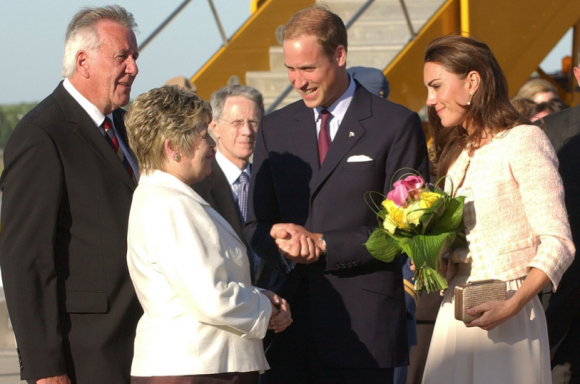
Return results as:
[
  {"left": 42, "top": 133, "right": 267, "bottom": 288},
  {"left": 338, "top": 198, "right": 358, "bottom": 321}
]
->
[
  {"left": 102, "top": 117, "right": 135, "bottom": 181},
  {"left": 318, "top": 109, "right": 332, "bottom": 166}
]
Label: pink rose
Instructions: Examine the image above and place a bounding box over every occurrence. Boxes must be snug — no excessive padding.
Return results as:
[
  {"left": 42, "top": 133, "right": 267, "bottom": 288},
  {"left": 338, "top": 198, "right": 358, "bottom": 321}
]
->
[
  {"left": 404, "top": 175, "right": 423, "bottom": 190},
  {"left": 387, "top": 183, "right": 408, "bottom": 206}
]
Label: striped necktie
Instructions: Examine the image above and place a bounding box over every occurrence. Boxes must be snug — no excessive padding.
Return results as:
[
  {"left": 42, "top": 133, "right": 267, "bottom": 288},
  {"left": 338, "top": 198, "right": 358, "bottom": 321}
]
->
[{"left": 102, "top": 117, "right": 135, "bottom": 182}]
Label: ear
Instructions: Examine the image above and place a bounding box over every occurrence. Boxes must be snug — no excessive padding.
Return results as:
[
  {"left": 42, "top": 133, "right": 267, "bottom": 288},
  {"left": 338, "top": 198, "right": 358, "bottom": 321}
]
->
[
  {"left": 209, "top": 119, "right": 220, "bottom": 140},
  {"left": 76, "top": 50, "right": 90, "bottom": 79},
  {"left": 163, "top": 139, "right": 178, "bottom": 160},
  {"left": 467, "top": 70, "right": 481, "bottom": 95},
  {"left": 335, "top": 45, "right": 347, "bottom": 67},
  {"left": 574, "top": 67, "right": 580, "bottom": 88}
]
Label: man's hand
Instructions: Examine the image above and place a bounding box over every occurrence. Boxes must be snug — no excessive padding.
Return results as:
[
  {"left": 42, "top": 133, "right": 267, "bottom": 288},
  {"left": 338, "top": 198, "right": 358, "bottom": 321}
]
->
[
  {"left": 262, "top": 290, "right": 292, "bottom": 333},
  {"left": 270, "top": 223, "right": 324, "bottom": 264},
  {"left": 37, "top": 374, "right": 71, "bottom": 384}
]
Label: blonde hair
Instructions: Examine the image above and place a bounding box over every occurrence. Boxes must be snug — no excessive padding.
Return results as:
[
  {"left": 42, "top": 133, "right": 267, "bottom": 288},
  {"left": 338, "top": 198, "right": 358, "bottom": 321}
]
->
[
  {"left": 125, "top": 85, "right": 211, "bottom": 173},
  {"left": 515, "top": 78, "right": 557, "bottom": 101},
  {"left": 62, "top": 5, "right": 137, "bottom": 78}
]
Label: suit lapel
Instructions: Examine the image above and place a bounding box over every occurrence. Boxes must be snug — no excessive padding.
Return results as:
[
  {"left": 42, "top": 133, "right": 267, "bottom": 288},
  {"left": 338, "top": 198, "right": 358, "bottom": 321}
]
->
[
  {"left": 291, "top": 105, "right": 320, "bottom": 174},
  {"left": 54, "top": 84, "right": 135, "bottom": 190},
  {"left": 310, "top": 85, "right": 371, "bottom": 194}
]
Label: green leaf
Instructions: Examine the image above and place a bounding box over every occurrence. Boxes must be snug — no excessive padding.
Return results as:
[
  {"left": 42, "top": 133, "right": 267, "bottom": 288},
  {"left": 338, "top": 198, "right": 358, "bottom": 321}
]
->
[
  {"left": 398, "top": 232, "right": 456, "bottom": 270},
  {"left": 433, "top": 196, "right": 465, "bottom": 232},
  {"left": 419, "top": 196, "right": 450, "bottom": 234},
  {"left": 364, "top": 229, "right": 402, "bottom": 263}
]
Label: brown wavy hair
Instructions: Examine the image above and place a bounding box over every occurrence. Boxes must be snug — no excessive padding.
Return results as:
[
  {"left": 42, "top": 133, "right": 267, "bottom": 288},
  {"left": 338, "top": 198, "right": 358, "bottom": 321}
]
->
[{"left": 425, "top": 35, "right": 529, "bottom": 179}]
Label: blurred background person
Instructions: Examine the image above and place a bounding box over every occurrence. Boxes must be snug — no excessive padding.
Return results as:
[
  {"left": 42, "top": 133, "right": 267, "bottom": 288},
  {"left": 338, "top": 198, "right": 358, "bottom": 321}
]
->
[
  {"left": 124, "top": 85, "right": 291, "bottom": 384},
  {"left": 515, "top": 77, "right": 559, "bottom": 104},
  {"left": 422, "top": 35, "right": 574, "bottom": 384},
  {"left": 191, "top": 84, "right": 272, "bottom": 287},
  {"left": 537, "top": 51, "right": 580, "bottom": 384},
  {"left": 531, "top": 98, "right": 570, "bottom": 122}
]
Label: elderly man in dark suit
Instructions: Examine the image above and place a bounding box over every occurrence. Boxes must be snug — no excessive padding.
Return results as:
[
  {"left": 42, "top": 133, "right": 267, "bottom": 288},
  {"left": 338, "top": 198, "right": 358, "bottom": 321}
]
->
[
  {"left": 244, "top": 5, "right": 429, "bottom": 384},
  {"left": 538, "top": 56, "right": 580, "bottom": 384},
  {"left": 0, "top": 6, "right": 142, "bottom": 384},
  {"left": 191, "top": 84, "right": 272, "bottom": 286}
]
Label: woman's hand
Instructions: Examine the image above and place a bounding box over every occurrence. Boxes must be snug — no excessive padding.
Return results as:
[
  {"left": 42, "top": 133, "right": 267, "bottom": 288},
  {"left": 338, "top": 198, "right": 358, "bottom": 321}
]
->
[
  {"left": 262, "top": 290, "right": 292, "bottom": 333},
  {"left": 466, "top": 268, "right": 550, "bottom": 331},
  {"left": 465, "top": 299, "right": 519, "bottom": 331}
]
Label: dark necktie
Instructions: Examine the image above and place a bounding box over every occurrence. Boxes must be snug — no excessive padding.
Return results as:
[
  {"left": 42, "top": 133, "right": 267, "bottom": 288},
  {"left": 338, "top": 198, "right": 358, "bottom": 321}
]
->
[
  {"left": 102, "top": 117, "right": 135, "bottom": 181},
  {"left": 236, "top": 171, "right": 259, "bottom": 278},
  {"left": 236, "top": 171, "right": 250, "bottom": 224},
  {"left": 318, "top": 109, "right": 332, "bottom": 166}
]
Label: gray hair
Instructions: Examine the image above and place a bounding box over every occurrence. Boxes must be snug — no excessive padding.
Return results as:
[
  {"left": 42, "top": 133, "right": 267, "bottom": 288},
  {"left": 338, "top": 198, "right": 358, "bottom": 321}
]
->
[
  {"left": 62, "top": 5, "right": 137, "bottom": 78},
  {"left": 210, "top": 85, "right": 265, "bottom": 121}
]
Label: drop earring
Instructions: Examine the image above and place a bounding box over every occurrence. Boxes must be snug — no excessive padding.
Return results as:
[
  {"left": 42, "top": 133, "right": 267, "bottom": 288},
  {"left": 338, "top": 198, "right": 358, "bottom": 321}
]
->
[{"left": 467, "top": 93, "right": 473, "bottom": 106}]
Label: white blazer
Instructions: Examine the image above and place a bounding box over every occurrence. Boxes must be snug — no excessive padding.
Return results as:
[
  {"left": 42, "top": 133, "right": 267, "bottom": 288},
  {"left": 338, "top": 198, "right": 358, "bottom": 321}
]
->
[{"left": 127, "top": 170, "right": 272, "bottom": 376}]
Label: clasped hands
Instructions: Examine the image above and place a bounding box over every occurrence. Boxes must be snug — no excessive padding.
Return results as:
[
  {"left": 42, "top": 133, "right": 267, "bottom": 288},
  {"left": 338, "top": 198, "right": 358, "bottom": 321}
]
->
[
  {"left": 270, "top": 223, "right": 325, "bottom": 264},
  {"left": 262, "top": 290, "right": 292, "bottom": 333}
]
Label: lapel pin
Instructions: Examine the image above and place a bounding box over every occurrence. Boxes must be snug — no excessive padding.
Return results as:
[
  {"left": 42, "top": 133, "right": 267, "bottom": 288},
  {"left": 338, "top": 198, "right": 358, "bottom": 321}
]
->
[{"left": 349, "top": 131, "right": 355, "bottom": 137}]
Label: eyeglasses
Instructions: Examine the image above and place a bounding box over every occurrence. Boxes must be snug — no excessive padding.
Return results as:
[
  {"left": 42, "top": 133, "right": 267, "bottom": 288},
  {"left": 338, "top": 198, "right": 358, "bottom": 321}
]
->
[{"left": 219, "top": 118, "right": 259, "bottom": 130}]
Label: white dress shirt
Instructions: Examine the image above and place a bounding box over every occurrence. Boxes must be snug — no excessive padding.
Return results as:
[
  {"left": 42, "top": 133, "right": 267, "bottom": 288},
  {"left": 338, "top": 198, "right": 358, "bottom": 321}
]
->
[
  {"left": 313, "top": 75, "right": 356, "bottom": 141},
  {"left": 215, "top": 150, "right": 251, "bottom": 206}
]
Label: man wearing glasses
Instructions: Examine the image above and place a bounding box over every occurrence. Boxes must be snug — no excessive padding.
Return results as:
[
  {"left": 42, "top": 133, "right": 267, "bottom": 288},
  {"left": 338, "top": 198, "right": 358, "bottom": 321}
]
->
[{"left": 192, "top": 85, "right": 269, "bottom": 286}]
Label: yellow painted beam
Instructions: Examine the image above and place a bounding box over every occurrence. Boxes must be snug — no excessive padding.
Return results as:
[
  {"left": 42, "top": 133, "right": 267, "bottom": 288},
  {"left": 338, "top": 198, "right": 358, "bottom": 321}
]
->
[
  {"left": 466, "top": 0, "right": 580, "bottom": 101},
  {"left": 385, "top": 0, "right": 460, "bottom": 111},
  {"left": 460, "top": 0, "right": 469, "bottom": 36},
  {"left": 191, "top": 0, "right": 314, "bottom": 101}
]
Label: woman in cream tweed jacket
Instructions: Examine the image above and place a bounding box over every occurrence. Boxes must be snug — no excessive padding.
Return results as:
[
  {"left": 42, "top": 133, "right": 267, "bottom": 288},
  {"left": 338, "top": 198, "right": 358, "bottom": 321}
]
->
[
  {"left": 124, "top": 86, "right": 292, "bottom": 384},
  {"left": 421, "top": 35, "right": 574, "bottom": 384}
]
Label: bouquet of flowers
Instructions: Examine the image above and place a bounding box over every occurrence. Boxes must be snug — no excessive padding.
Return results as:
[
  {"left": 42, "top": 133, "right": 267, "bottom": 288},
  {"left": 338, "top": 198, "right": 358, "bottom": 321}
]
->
[{"left": 364, "top": 172, "right": 465, "bottom": 293}]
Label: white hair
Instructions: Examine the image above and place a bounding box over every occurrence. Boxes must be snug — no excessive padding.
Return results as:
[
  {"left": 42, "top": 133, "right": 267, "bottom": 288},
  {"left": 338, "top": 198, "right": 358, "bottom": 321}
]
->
[{"left": 61, "top": 5, "right": 137, "bottom": 78}]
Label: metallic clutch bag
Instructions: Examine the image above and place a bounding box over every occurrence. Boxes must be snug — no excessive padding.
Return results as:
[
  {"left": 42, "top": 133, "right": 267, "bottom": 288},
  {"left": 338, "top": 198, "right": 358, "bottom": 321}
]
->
[{"left": 454, "top": 279, "right": 507, "bottom": 323}]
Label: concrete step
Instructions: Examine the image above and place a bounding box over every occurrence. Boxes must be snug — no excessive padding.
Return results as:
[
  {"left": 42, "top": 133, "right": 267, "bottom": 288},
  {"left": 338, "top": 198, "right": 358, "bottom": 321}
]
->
[
  {"left": 268, "top": 44, "right": 403, "bottom": 72},
  {"left": 246, "top": 71, "right": 289, "bottom": 99},
  {"left": 322, "top": 0, "right": 444, "bottom": 23},
  {"left": 347, "top": 19, "right": 426, "bottom": 45}
]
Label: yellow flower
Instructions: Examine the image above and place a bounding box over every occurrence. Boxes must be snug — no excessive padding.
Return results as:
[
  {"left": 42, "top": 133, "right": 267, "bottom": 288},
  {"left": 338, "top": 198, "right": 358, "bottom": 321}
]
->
[
  {"left": 406, "top": 201, "right": 424, "bottom": 225},
  {"left": 382, "top": 199, "right": 410, "bottom": 231},
  {"left": 419, "top": 192, "right": 440, "bottom": 209}
]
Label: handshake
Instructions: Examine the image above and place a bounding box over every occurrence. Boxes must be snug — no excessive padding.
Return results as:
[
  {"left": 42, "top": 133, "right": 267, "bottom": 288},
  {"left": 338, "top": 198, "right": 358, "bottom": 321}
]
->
[{"left": 270, "top": 223, "right": 326, "bottom": 264}]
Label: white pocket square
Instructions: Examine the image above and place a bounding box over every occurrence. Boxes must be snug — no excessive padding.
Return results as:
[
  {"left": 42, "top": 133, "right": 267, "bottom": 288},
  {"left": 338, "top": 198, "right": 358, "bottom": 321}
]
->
[{"left": 347, "top": 155, "right": 373, "bottom": 163}]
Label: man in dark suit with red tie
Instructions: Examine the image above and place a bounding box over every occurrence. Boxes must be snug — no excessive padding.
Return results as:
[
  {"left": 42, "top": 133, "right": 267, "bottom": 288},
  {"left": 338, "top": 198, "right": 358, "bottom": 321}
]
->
[
  {"left": 244, "top": 5, "right": 429, "bottom": 383},
  {"left": 192, "top": 84, "right": 274, "bottom": 287},
  {"left": 0, "top": 6, "right": 142, "bottom": 384}
]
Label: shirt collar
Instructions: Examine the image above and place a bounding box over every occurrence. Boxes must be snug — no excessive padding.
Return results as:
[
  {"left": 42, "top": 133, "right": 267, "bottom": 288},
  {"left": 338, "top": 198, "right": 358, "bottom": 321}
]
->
[
  {"left": 63, "top": 78, "right": 113, "bottom": 127},
  {"left": 215, "top": 150, "right": 251, "bottom": 186},
  {"left": 313, "top": 75, "right": 356, "bottom": 122}
]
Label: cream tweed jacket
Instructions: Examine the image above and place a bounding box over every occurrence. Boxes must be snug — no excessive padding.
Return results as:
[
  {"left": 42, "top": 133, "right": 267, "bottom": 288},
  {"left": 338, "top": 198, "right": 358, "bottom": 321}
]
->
[{"left": 444, "top": 125, "right": 574, "bottom": 290}]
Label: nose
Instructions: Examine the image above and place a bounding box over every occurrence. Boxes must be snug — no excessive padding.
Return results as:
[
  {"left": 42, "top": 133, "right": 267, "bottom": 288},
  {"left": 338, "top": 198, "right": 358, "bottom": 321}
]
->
[
  {"left": 289, "top": 70, "right": 306, "bottom": 89},
  {"left": 208, "top": 135, "right": 216, "bottom": 148},
  {"left": 426, "top": 88, "right": 436, "bottom": 107},
  {"left": 127, "top": 56, "right": 138, "bottom": 76}
]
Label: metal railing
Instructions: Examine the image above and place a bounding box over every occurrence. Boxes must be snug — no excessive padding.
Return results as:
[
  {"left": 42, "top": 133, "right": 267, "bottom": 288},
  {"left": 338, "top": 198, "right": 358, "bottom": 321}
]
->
[
  {"left": 138, "top": 0, "right": 229, "bottom": 52},
  {"left": 266, "top": 0, "right": 418, "bottom": 114}
]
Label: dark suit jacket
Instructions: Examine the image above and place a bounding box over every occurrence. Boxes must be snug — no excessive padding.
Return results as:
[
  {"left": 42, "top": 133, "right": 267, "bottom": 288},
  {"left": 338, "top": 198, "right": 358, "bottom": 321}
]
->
[
  {"left": 191, "top": 159, "right": 272, "bottom": 287},
  {"left": 538, "top": 106, "right": 580, "bottom": 350},
  {"left": 245, "top": 83, "right": 429, "bottom": 369},
  {"left": 0, "top": 82, "right": 142, "bottom": 383}
]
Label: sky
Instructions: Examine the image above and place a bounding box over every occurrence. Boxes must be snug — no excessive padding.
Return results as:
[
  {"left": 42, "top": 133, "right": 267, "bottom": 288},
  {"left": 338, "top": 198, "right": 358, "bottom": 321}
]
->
[{"left": 0, "top": 1, "right": 574, "bottom": 105}]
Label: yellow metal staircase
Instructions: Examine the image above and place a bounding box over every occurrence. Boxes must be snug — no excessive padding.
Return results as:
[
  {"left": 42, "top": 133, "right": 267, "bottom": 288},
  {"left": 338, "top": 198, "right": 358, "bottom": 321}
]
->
[{"left": 191, "top": 0, "right": 580, "bottom": 110}]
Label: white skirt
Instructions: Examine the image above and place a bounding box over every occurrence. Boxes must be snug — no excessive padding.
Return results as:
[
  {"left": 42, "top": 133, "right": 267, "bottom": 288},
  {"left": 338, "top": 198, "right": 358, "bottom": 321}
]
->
[{"left": 422, "top": 265, "right": 552, "bottom": 384}]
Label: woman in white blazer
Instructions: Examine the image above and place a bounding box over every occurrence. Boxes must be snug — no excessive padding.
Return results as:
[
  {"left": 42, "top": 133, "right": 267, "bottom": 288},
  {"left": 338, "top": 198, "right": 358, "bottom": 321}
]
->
[{"left": 124, "top": 85, "right": 292, "bottom": 384}]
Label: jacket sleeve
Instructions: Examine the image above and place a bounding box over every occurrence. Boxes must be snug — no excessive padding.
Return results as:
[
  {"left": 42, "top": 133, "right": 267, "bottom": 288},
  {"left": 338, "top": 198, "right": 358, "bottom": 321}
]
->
[
  {"left": 322, "top": 112, "right": 430, "bottom": 271},
  {"left": 0, "top": 122, "right": 68, "bottom": 380},
  {"left": 244, "top": 120, "right": 288, "bottom": 275},
  {"left": 511, "top": 126, "right": 575, "bottom": 290}
]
